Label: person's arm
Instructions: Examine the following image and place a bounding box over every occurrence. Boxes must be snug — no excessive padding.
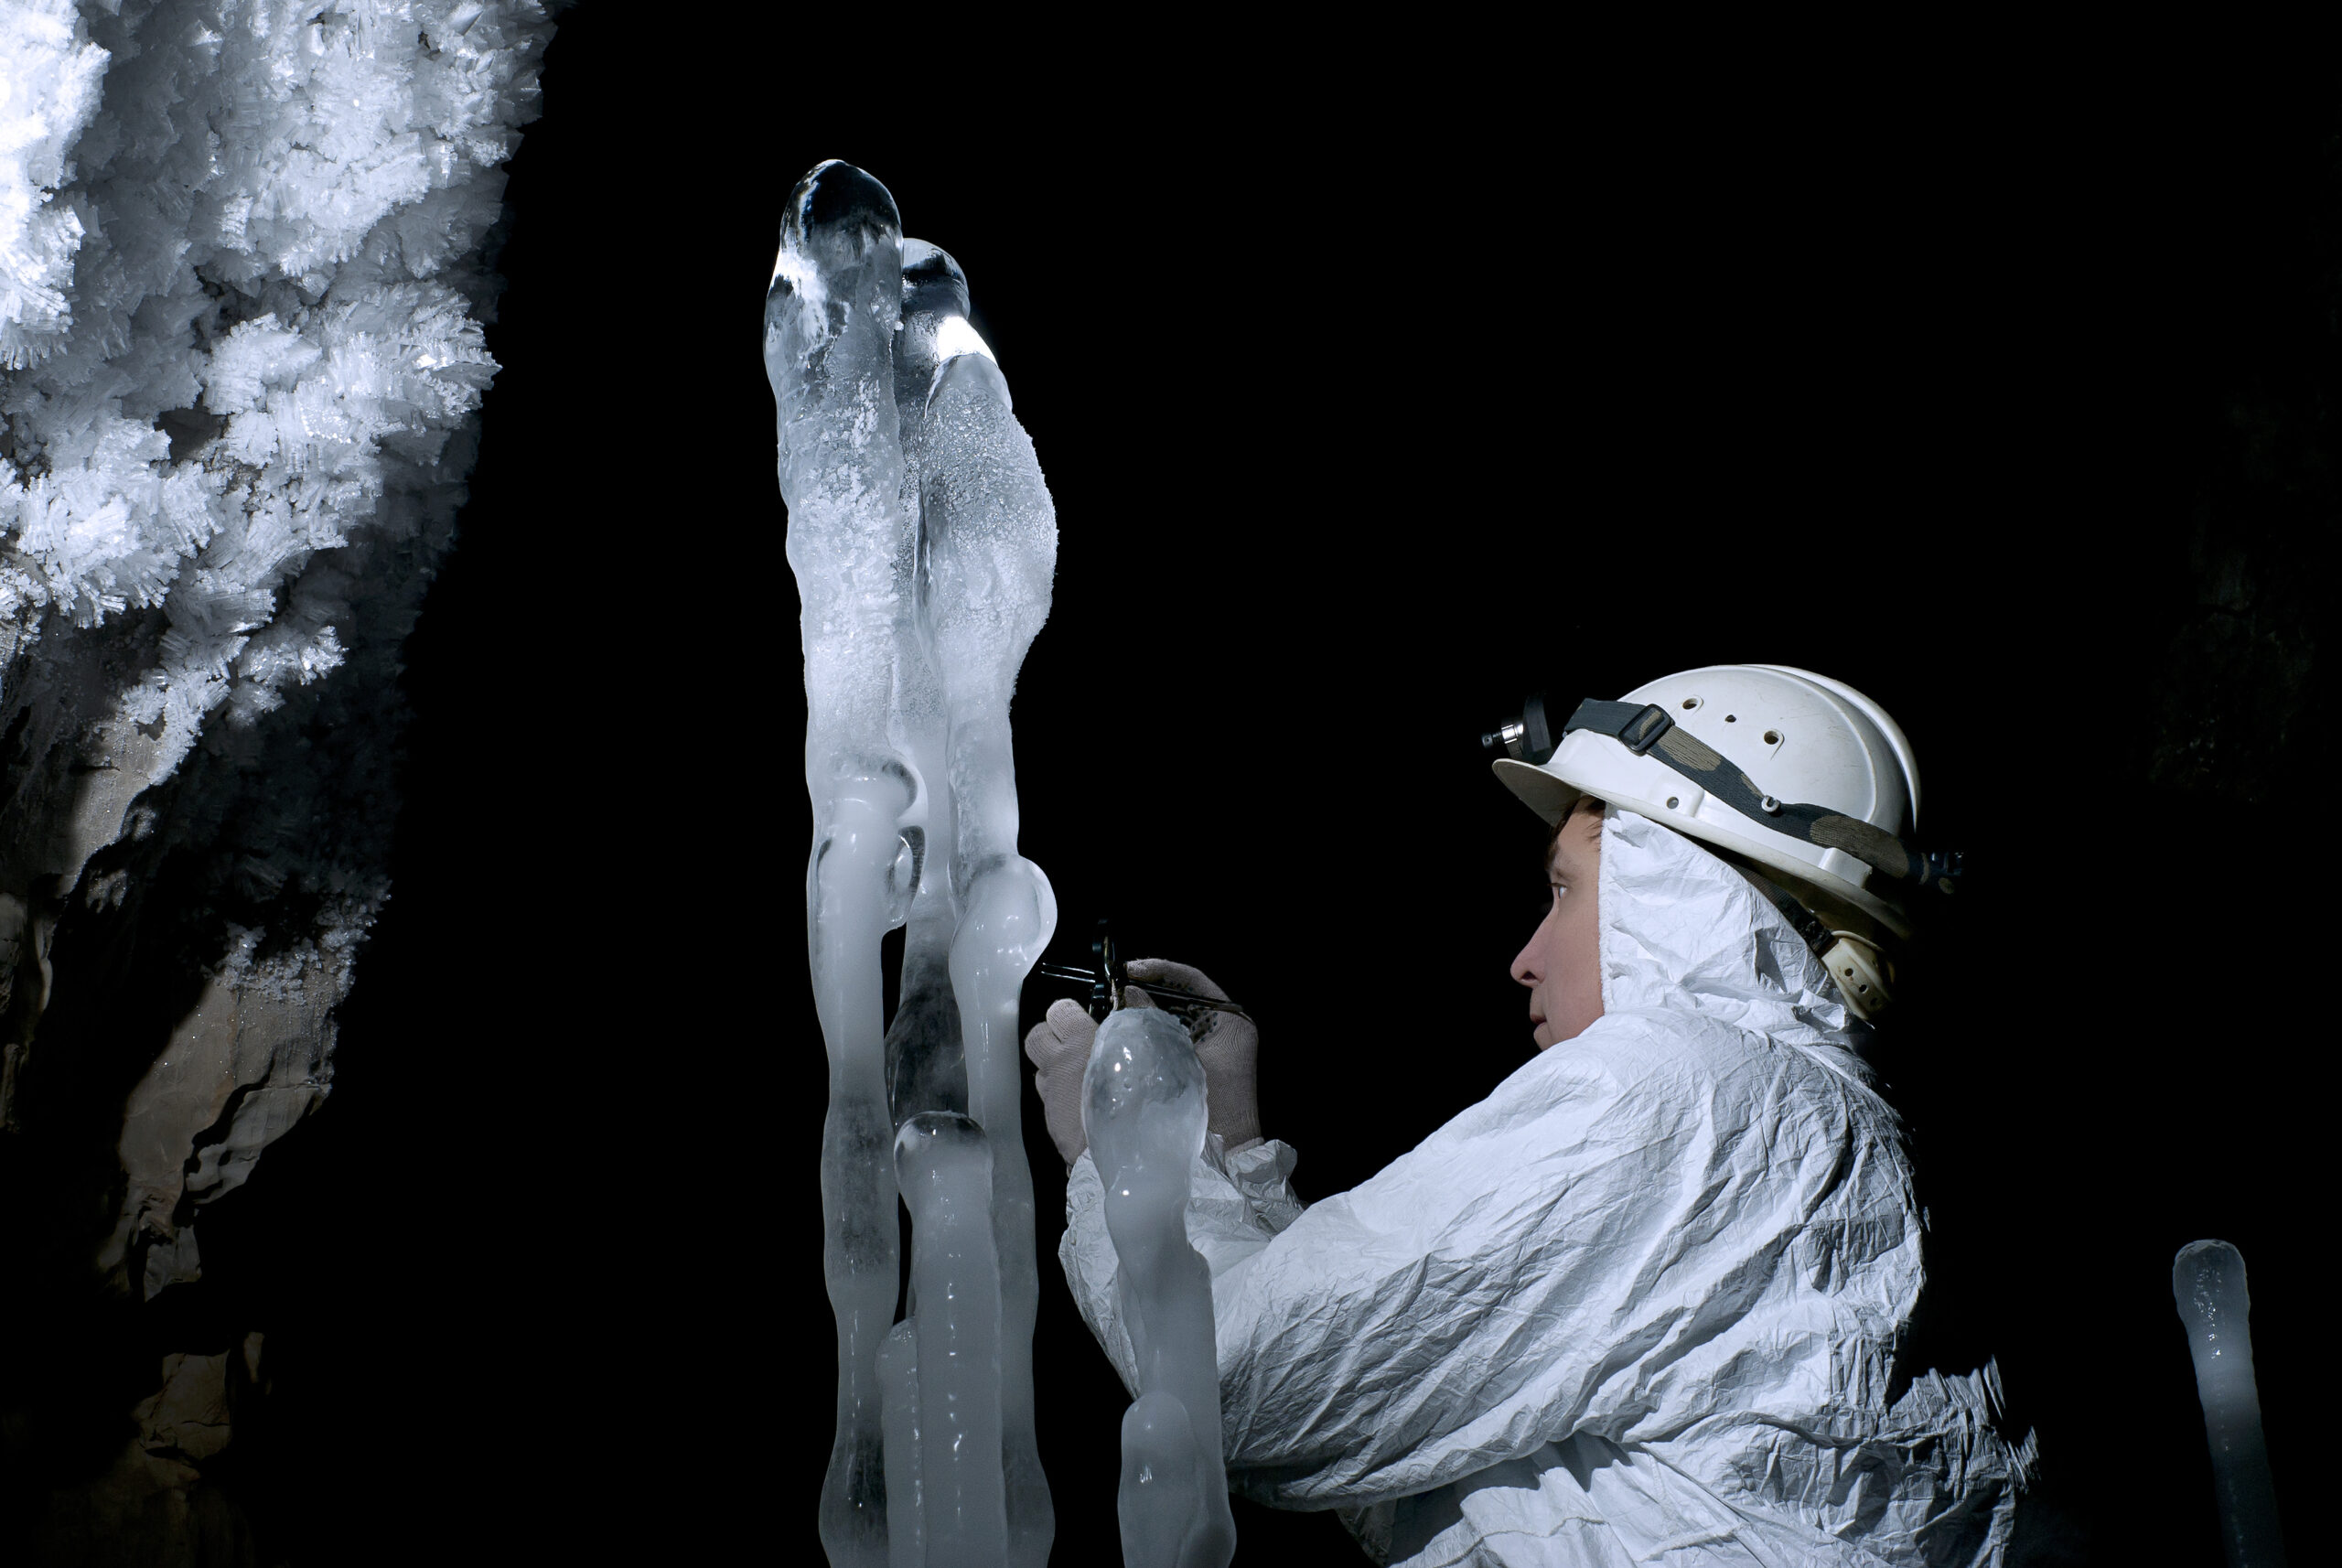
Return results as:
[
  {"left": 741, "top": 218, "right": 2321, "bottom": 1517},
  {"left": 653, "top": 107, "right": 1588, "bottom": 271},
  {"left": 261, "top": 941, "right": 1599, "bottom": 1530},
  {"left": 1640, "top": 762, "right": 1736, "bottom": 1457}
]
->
[
  {"left": 1037, "top": 959, "right": 1297, "bottom": 1395},
  {"left": 1059, "top": 1130, "right": 1303, "bottom": 1392},
  {"left": 1061, "top": 1011, "right": 1846, "bottom": 1510}
]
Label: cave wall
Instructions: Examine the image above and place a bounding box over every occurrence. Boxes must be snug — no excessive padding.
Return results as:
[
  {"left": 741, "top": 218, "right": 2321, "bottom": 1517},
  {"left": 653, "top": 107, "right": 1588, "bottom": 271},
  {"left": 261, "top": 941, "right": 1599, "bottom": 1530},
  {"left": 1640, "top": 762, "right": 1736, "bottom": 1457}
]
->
[{"left": 0, "top": 5, "right": 553, "bottom": 1559}]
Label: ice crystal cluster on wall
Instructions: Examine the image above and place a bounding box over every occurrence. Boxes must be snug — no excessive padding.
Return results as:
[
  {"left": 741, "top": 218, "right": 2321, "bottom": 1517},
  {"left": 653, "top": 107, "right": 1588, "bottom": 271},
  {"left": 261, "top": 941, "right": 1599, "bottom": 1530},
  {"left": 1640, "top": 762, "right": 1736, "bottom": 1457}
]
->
[{"left": 0, "top": 0, "right": 548, "bottom": 1321}]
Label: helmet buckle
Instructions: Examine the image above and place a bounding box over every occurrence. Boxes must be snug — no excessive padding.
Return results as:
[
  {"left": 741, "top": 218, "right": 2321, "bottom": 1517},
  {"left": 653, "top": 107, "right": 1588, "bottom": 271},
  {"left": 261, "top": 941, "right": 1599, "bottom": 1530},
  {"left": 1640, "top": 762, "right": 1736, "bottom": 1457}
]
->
[{"left": 1618, "top": 703, "right": 1672, "bottom": 756}]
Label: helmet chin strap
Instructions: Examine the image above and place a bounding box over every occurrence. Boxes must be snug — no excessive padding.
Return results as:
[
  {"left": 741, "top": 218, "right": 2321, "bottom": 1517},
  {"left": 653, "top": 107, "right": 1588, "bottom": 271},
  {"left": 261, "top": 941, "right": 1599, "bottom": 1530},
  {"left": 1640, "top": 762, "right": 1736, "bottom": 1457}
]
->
[
  {"left": 1745, "top": 873, "right": 1895, "bottom": 1023},
  {"left": 1820, "top": 930, "right": 1893, "bottom": 1021}
]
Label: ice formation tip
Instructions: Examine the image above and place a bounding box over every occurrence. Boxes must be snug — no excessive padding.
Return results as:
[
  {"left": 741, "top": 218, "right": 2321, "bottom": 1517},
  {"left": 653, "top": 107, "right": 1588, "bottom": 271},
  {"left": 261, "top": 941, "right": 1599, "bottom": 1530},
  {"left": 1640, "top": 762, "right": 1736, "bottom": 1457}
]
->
[
  {"left": 791, "top": 159, "right": 902, "bottom": 245},
  {"left": 903, "top": 241, "right": 972, "bottom": 315}
]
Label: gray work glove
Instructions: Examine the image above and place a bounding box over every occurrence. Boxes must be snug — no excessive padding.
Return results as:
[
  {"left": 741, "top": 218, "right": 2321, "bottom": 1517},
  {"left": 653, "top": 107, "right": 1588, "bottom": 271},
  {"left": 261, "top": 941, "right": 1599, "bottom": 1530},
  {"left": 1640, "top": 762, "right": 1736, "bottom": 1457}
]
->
[
  {"left": 1124, "top": 959, "right": 1262, "bottom": 1153},
  {"left": 1022, "top": 958, "right": 1262, "bottom": 1167}
]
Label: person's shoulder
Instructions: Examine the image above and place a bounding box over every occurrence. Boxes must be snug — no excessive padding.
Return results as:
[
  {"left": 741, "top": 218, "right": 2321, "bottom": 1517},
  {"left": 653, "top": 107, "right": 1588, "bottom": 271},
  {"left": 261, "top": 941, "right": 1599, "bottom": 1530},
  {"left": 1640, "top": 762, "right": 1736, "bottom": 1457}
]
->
[
  {"left": 1542, "top": 1010, "right": 1883, "bottom": 1126},
  {"left": 1465, "top": 1015, "right": 1735, "bottom": 1148},
  {"left": 1519, "top": 1018, "right": 1907, "bottom": 1214},
  {"left": 1542, "top": 1008, "right": 1742, "bottom": 1090}
]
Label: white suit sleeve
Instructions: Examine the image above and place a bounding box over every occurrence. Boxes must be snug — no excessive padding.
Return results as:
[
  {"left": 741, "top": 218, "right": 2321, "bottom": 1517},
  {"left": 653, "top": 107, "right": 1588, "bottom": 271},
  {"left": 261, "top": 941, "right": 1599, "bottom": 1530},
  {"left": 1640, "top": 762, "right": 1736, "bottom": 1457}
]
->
[
  {"left": 1060, "top": 1133, "right": 1305, "bottom": 1396},
  {"left": 1061, "top": 1013, "right": 1885, "bottom": 1511}
]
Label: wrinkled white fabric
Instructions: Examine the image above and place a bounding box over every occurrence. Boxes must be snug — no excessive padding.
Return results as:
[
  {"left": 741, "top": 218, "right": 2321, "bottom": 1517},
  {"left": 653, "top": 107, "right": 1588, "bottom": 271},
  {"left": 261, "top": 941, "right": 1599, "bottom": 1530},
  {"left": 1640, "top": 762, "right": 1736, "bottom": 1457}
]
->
[{"left": 1061, "top": 808, "right": 2034, "bottom": 1565}]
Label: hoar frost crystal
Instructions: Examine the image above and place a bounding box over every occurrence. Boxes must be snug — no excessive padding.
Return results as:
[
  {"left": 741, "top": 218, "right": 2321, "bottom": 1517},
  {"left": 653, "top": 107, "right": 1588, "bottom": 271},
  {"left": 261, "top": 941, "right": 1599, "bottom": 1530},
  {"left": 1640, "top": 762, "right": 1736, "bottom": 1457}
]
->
[{"left": 0, "top": 0, "right": 550, "bottom": 1295}]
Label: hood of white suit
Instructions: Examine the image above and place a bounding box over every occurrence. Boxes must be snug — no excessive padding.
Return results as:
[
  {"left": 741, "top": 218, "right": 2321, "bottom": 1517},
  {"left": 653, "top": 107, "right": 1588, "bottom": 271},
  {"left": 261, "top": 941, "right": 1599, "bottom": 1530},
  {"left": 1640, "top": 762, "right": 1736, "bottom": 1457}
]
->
[{"left": 1595, "top": 804, "right": 1871, "bottom": 1081}]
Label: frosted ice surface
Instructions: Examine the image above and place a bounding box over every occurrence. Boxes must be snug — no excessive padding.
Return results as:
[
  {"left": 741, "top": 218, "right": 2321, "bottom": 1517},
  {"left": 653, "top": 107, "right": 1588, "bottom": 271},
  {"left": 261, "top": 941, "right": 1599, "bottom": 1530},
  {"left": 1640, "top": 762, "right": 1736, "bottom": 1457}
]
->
[
  {"left": 1084, "top": 1008, "right": 1237, "bottom": 1568},
  {"left": 767, "top": 160, "right": 914, "bottom": 773},
  {"left": 923, "top": 349, "right": 1055, "bottom": 734},
  {"left": 897, "top": 1112, "right": 1008, "bottom": 1567},
  {"left": 2173, "top": 1240, "right": 2287, "bottom": 1567}
]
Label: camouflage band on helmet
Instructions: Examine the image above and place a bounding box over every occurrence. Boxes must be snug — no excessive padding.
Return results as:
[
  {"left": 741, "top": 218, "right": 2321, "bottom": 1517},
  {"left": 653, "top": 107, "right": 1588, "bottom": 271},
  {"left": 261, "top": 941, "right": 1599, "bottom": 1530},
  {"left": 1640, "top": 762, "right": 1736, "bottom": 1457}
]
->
[{"left": 1565, "top": 700, "right": 1961, "bottom": 897}]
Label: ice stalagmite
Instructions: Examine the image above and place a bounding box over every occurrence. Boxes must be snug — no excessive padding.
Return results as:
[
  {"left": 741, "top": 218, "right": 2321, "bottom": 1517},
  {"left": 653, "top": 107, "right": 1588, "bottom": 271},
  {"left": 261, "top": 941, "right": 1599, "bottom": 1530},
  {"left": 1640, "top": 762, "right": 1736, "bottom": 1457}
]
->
[
  {"left": 901, "top": 241, "right": 1060, "bottom": 1567},
  {"left": 768, "top": 162, "right": 919, "bottom": 1568},
  {"left": 2173, "top": 1240, "right": 2289, "bottom": 1568},
  {"left": 773, "top": 163, "right": 1058, "bottom": 1567},
  {"left": 1084, "top": 1008, "right": 1238, "bottom": 1568}
]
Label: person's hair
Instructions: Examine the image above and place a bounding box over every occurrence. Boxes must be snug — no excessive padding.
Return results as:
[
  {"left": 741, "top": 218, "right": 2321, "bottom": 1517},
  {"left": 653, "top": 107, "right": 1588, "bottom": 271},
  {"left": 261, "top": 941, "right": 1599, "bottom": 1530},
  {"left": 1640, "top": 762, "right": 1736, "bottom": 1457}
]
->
[{"left": 1543, "top": 795, "right": 1606, "bottom": 863}]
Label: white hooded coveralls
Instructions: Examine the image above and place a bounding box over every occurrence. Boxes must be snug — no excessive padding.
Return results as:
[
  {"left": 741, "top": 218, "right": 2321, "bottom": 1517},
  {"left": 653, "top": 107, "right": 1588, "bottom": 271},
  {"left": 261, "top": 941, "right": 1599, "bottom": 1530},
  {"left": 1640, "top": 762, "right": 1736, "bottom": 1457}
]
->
[{"left": 1061, "top": 808, "right": 2035, "bottom": 1566}]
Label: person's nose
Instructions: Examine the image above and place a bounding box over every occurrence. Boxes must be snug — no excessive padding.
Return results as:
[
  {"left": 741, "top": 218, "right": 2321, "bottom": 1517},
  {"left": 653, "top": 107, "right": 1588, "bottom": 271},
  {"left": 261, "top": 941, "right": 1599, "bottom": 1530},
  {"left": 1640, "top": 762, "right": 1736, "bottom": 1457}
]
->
[{"left": 1510, "top": 915, "right": 1546, "bottom": 988}]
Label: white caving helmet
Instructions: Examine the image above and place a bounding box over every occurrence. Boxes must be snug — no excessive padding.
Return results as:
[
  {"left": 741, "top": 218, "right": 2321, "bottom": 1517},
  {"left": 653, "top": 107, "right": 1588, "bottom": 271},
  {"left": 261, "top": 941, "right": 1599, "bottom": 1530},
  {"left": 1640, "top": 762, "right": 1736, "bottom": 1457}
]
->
[{"left": 1487, "top": 665, "right": 1960, "bottom": 1023}]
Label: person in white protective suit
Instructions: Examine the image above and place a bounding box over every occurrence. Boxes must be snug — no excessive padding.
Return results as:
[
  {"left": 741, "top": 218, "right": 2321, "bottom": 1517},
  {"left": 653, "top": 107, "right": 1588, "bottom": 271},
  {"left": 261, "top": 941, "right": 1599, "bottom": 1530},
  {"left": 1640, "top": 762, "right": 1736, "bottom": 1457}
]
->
[{"left": 1026, "top": 665, "right": 2037, "bottom": 1566}]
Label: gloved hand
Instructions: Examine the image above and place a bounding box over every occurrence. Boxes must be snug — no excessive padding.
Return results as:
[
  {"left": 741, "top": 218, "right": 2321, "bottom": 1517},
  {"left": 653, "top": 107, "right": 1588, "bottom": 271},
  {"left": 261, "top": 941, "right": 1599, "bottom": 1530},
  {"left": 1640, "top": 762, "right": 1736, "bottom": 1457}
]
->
[
  {"left": 1023, "top": 959, "right": 1262, "bottom": 1168},
  {"left": 1124, "top": 959, "right": 1262, "bottom": 1153},
  {"left": 1024, "top": 993, "right": 1105, "bottom": 1169}
]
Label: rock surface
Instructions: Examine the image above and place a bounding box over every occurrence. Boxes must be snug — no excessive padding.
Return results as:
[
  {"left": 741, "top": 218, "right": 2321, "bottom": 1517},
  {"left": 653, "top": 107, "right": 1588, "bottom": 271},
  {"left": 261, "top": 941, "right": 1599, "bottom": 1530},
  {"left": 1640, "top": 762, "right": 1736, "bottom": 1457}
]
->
[{"left": 0, "top": 4, "right": 554, "bottom": 1559}]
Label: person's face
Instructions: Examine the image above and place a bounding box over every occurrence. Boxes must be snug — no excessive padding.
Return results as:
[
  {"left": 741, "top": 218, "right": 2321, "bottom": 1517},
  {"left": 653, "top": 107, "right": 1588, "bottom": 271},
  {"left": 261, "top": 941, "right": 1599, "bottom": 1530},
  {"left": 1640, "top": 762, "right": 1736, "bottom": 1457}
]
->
[{"left": 1509, "top": 802, "right": 1604, "bottom": 1050}]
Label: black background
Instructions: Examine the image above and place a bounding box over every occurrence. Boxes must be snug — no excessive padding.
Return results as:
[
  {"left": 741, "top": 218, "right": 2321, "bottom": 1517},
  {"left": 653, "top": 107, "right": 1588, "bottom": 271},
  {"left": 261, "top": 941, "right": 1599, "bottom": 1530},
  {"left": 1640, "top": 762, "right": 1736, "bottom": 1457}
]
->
[{"left": 193, "top": 19, "right": 2332, "bottom": 1566}]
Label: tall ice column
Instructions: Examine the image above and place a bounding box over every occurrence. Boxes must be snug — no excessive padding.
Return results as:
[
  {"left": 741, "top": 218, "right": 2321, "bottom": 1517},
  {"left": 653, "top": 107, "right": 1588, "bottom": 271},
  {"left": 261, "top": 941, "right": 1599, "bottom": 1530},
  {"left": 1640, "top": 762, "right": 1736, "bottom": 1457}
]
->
[{"left": 768, "top": 160, "right": 919, "bottom": 1568}]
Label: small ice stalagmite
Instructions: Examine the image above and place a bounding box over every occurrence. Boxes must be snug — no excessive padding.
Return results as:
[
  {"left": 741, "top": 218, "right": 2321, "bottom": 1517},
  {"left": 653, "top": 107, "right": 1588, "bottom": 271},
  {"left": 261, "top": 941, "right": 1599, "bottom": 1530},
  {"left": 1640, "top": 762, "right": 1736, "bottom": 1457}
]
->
[
  {"left": 897, "top": 1113, "right": 1007, "bottom": 1567},
  {"left": 904, "top": 239, "right": 1060, "bottom": 1568},
  {"left": 2173, "top": 1240, "right": 2289, "bottom": 1568},
  {"left": 1083, "top": 1007, "right": 1238, "bottom": 1568},
  {"left": 768, "top": 160, "right": 919, "bottom": 1568}
]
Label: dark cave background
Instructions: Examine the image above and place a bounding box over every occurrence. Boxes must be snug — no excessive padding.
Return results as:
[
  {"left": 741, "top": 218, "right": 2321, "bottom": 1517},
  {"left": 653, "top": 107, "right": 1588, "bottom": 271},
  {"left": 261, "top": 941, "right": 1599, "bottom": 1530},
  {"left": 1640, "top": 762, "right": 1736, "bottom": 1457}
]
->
[{"left": 134, "top": 23, "right": 2335, "bottom": 1566}]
